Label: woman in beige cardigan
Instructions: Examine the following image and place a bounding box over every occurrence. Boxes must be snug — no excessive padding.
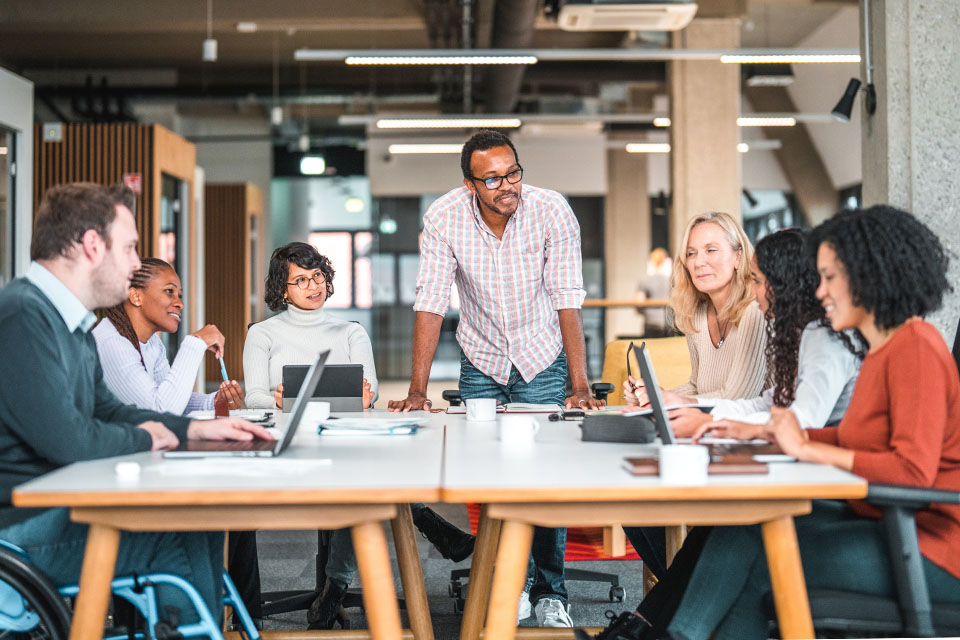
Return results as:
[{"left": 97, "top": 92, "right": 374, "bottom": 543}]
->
[{"left": 624, "top": 211, "right": 767, "bottom": 437}]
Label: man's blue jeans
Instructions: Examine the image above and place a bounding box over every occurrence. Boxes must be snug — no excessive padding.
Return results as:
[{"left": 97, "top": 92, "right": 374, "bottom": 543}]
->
[
  {"left": 0, "top": 508, "right": 225, "bottom": 625},
  {"left": 459, "top": 349, "right": 569, "bottom": 605}
]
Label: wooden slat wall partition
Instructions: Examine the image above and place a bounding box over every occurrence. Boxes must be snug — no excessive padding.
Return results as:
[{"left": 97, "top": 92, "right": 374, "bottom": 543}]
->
[
  {"left": 34, "top": 124, "right": 154, "bottom": 255},
  {"left": 33, "top": 124, "right": 198, "bottom": 327},
  {"left": 204, "top": 183, "right": 263, "bottom": 383}
]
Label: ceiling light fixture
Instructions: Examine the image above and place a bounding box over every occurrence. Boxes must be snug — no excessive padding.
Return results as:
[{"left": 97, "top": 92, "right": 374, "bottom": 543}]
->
[
  {"left": 625, "top": 143, "right": 671, "bottom": 153},
  {"left": 376, "top": 118, "right": 522, "bottom": 129},
  {"left": 737, "top": 117, "right": 796, "bottom": 127},
  {"left": 294, "top": 47, "right": 860, "bottom": 64},
  {"left": 832, "top": 0, "right": 877, "bottom": 121},
  {"left": 346, "top": 55, "right": 537, "bottom": 65},
  {"left": 388, "top": 143, "right": 465, "bottom": 154},
  {"left": 653, "top": 117, "right": 671, "bottom": 127},
  {"left": 202, "top": 0, "right": 218, "bottom": 62},
  {"left": 721, "top": 54, "right": 860, "bottom": 64},
  {"left": 0, "top": 147, "right": 7, "bottom": 155},
  {"left": 299, "top": 155, "right": 326, "bottom": 175},
  {"left": 236, "top": 22, "right": 258, "bottom": 33}
]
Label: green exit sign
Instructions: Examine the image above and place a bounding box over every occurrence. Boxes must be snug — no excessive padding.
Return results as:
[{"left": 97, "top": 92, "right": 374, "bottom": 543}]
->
[{"left": 43, "top": 123, "right": 62, "bottom": 142}]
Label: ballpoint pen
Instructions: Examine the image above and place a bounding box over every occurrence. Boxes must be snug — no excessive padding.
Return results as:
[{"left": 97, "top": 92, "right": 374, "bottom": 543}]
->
[{"left": 218, "top": 356, "right": 229, "bottom": 382}]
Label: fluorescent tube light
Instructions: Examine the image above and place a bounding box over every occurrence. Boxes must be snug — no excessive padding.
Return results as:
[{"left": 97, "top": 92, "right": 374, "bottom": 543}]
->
[
  {"left": 737, "top": 117, "right": 796, "bottom": 127},
  {"left": 0, "top": 147, "right": 7, "bottom": 155},
  {"left": 625, "top": 143, "right": 671, "bottom": 153},
  {"left": 653, "top": 117, "right": 671, "bottom": 127},
  {"left": 388, "top": 144, "right": 465, "bottom": 154},
  {"left": 376, "top": 118, "right": 522, "bottom": 129},
  {"left": 346, "top": 55, "right": 537, "bottom": 65},
  {"left": 721, "top": 54, "right": 860, "bottom": 64},
  {"left": 236, "top": 22, "right": 258, "bottom": 33}
]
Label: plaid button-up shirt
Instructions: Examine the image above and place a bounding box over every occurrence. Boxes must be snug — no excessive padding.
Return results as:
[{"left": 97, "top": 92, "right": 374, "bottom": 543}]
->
[{"left": 414, "top": 185, "right": 586, "bottom": 384}]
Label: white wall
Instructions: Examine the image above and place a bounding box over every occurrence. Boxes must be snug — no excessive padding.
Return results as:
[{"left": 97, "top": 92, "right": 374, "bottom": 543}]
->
[{"left": 0, "top": 68, "right": 34, "bottom": 276}]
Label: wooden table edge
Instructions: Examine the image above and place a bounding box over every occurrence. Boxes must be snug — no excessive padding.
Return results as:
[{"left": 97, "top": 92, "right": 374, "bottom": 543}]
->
[
  {"left": 12, "top": 488, "right": 442, "bottom": 508},
  {"left": 440, "top": 481, "right": 867, "bottom": 503}
]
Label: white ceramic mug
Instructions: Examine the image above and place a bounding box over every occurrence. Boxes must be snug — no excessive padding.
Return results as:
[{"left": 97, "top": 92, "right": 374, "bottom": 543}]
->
[
  {"left": 302, "top": 400, "right": 331, "bottom": 424},
  {"left": 659, "top": 444, "right": 710, "bottom": 485},
  {"left": 465, "top": 398, "right": 498, "bottom": 422},
  {"left": 498, "top": 415, "right": 540, "bottom": 446}
]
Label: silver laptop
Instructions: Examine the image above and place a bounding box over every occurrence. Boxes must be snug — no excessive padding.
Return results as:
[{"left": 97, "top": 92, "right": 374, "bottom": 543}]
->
[
  {"left": 633, "top": 343, "right": 785, "bottom": 457},
  {"left": 282, "top": 363, "right": 363, "bottom": 412},
  {"left": 164, "top": 351, "right": 330, "bottom": 458}
]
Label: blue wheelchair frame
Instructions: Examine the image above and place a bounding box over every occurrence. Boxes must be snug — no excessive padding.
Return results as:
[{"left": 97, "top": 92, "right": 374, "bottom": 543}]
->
[{"left": 0, "top": 539, "right": 260, "bottom": 639}]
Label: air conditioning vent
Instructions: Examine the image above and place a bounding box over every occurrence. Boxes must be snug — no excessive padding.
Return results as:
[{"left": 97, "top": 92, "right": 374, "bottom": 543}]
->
[{"left": 557, "top": 2, "right": 698, "bottom": 31}]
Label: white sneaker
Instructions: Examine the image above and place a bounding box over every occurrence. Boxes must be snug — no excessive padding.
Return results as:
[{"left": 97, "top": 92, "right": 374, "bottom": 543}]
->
[
  {"left": 517, "top": 590, "right": 532, "bottom": 622},
  {"left": 535, "top": 597, "right": 573, "bottom": 627}
]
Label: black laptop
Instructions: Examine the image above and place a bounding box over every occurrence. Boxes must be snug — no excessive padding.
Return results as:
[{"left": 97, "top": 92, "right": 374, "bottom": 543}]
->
[
  {"left": 633, "top": 343, "right": 786, "bottom": 458},
  {"left": 282, "top": 363, "right": 364, "bottom": 412},
  {"left": 163, "top": 351, "right": 330, "bottom": 458}
]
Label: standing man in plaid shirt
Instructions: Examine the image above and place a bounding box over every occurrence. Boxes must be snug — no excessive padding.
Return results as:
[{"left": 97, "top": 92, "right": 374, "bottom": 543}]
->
[{"left": 389, "top": 130, "right": 603, "bottom": 627}]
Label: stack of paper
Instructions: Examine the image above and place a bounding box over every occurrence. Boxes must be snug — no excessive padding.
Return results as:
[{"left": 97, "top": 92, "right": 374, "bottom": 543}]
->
[
  {"left": 316, "top": 416, "right": 428, "bottom": 436},
  {"left": 446, "top": 403, "right": 561, "bottom": 414}
]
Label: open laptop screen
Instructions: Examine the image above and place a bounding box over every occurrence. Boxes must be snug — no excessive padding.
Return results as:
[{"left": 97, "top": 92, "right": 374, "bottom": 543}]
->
[{"left": 633, "top": 342, "right": 677, "bottom": 445}]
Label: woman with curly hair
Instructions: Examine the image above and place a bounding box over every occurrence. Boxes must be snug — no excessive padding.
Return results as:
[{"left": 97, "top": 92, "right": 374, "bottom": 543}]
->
[
  {"left": 623, "top": 212, "right": 768, "bottom": 437},
  {"left": 585, "top": 205, "right": 960, "bottom": 640},
  {"left": 585, "top": 229, "right": 865, "bottom": 639},
  {"left": 243, "top": 242, "right": 376, "bottom": 411}
]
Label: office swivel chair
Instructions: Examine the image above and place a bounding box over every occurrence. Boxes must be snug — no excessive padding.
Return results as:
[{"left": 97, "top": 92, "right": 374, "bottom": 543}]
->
[{"left": 764, "top": 317, "right": 960, "bottom": 638}]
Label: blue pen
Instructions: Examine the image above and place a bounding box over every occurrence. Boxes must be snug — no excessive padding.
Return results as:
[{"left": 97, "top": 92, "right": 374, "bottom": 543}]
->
[{"left": 218, "top": 356, "right": 229, "bottom": 382}]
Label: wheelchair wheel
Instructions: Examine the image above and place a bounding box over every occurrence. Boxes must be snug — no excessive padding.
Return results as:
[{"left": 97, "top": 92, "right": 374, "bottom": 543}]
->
[{"left": 0, "top": 547, "right": 71, "bottom": 640}]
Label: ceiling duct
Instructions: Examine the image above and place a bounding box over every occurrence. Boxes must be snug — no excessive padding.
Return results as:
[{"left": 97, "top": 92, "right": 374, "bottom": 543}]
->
[
  {"left": 555, "top": 1, "right": 698, "bottom": 31},
  {"left": 484, "top": 0, "right": 539, "bottom": 114}
]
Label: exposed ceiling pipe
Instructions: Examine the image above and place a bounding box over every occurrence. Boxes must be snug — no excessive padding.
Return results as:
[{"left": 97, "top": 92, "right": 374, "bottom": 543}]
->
[{"left": 484, "top": 0, "right": 540, "bottom": 113}]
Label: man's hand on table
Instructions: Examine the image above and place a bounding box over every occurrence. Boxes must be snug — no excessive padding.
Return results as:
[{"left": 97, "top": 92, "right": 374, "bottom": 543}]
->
[
  {"left": 388, "top": 391, "right": 432, "bottom": 412},
  {"left": 186, "top": 418, "right": 276, "bottom": 442},
  {"left": 565, "top": 388, "right": 604, "bottom": 410},
  {"left": 138, "top": 421, "right": 180, "bottom": 451}
]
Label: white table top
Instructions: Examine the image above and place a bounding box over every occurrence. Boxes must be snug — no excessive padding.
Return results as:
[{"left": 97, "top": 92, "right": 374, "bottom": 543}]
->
[
  {"left": 13, "top": 410, "right": 444, "bottom": 508},
  {"left": 441, "top": 413, "right": 867, "bottom": 502}
]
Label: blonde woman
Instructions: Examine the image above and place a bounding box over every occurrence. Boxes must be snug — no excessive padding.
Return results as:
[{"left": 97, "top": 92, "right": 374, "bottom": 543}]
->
[{"left": 625, "top": 211, "right": 768, "bottom": 436}]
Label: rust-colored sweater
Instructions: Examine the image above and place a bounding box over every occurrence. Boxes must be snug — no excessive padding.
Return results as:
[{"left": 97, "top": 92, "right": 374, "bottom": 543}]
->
[{"left": 808, "top": 320, "right": 960, "bottom": 579}]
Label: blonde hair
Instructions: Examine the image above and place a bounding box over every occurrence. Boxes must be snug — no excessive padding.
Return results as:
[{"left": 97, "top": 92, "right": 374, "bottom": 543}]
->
[{"left": 669, "top": 212, "right": 754, "bottom": 335}]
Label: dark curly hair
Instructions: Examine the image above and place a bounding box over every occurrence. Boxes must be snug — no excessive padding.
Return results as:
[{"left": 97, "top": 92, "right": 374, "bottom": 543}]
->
[
  {"left": 810, "top": 205, "right": 952, "bottom": 331},
  {"left": 755, "top": 229, "right": 864, "bottom": 407},
  {"left": 265, "top": 242, "right": 335, "bottom": 312},
  {"left": 98, "top": 258, "right": 172, "bottom": 370},
  {"left": 460, "top": 130, "right": 519, "bottom": 180}
]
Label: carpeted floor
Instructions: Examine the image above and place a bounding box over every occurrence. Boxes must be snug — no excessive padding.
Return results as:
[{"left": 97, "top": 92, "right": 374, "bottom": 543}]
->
[{"left": 254, "top": 502, "right": 647, "bottom": 638}]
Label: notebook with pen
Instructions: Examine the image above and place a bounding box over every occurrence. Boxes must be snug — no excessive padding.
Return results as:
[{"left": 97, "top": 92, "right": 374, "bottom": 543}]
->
[
  {"left": 446, "top": 403, "right": 561, "bottom": 414},
  {"left": 315, "top": 415, "right": 428, "bottom": 436},
  {"left": 163, "top": 351, "right": 329, "bottom": 458}
]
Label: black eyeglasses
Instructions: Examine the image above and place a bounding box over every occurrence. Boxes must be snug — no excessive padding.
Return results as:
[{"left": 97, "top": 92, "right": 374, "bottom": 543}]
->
[{"left": 470, "top": 167, "right": 523, "bottom": 190}]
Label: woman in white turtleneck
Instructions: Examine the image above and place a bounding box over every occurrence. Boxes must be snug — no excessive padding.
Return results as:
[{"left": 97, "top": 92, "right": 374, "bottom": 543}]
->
[
  {"left": 241, "top": 241, "right": 376, "bottom": 630},
  {"left": 243, "top": 242, "right": 377, "bottom": 411}
]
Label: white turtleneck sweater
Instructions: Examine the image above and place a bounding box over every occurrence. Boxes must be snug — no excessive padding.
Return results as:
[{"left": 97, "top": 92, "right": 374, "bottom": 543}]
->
[{"left": 242, "top": 305, "right": 379, "bottom": 409}]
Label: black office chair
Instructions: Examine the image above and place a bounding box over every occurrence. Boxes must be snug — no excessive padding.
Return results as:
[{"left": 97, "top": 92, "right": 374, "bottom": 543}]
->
[
  {"left": 445, "top": 381, "right": 623, "bottom": 613},
  {"left": 762, "top": 317, "right": 960, "bottom": 637},
  {"left": 764, "top": 483, "right": 960, "bottom": 638}
]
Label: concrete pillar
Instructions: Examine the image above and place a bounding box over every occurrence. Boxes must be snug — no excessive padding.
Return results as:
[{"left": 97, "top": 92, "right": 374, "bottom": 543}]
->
[
  {"left": 668, "top": 18, "right": 742, "bottom": 254},
  {"left": 604, "top": 138, "right": 650, "bottom": 343},
  {"left": 861, "top": 0, "right": 960, "bottom": 342}
]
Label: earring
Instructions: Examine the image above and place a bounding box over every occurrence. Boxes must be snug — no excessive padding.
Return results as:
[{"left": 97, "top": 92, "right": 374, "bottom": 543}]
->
[{"left": 133, "top": 302, "right": 141, "bottom": 307}]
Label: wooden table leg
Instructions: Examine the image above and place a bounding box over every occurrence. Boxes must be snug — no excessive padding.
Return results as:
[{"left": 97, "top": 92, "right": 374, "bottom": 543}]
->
[
  {"left": 665, "top": 524, "right": 686, "bottom": 566},
  {"left": 460, "top": 505, "right": 501, "bottom": 640},
  {"left": 390, "top": 505, "right": 434, "bottom": 640},
  {"left": 70, "top": 523, "right": 121, "bottom": 640},
  {"left": 483, "top": 519, "right": 534, "bottom": 640},
  {"left": 761, "top": 515, "right": 814, "bottom": 640},
  {"left": 352, "top": 521, "right": 403, "bottom": 640}
]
